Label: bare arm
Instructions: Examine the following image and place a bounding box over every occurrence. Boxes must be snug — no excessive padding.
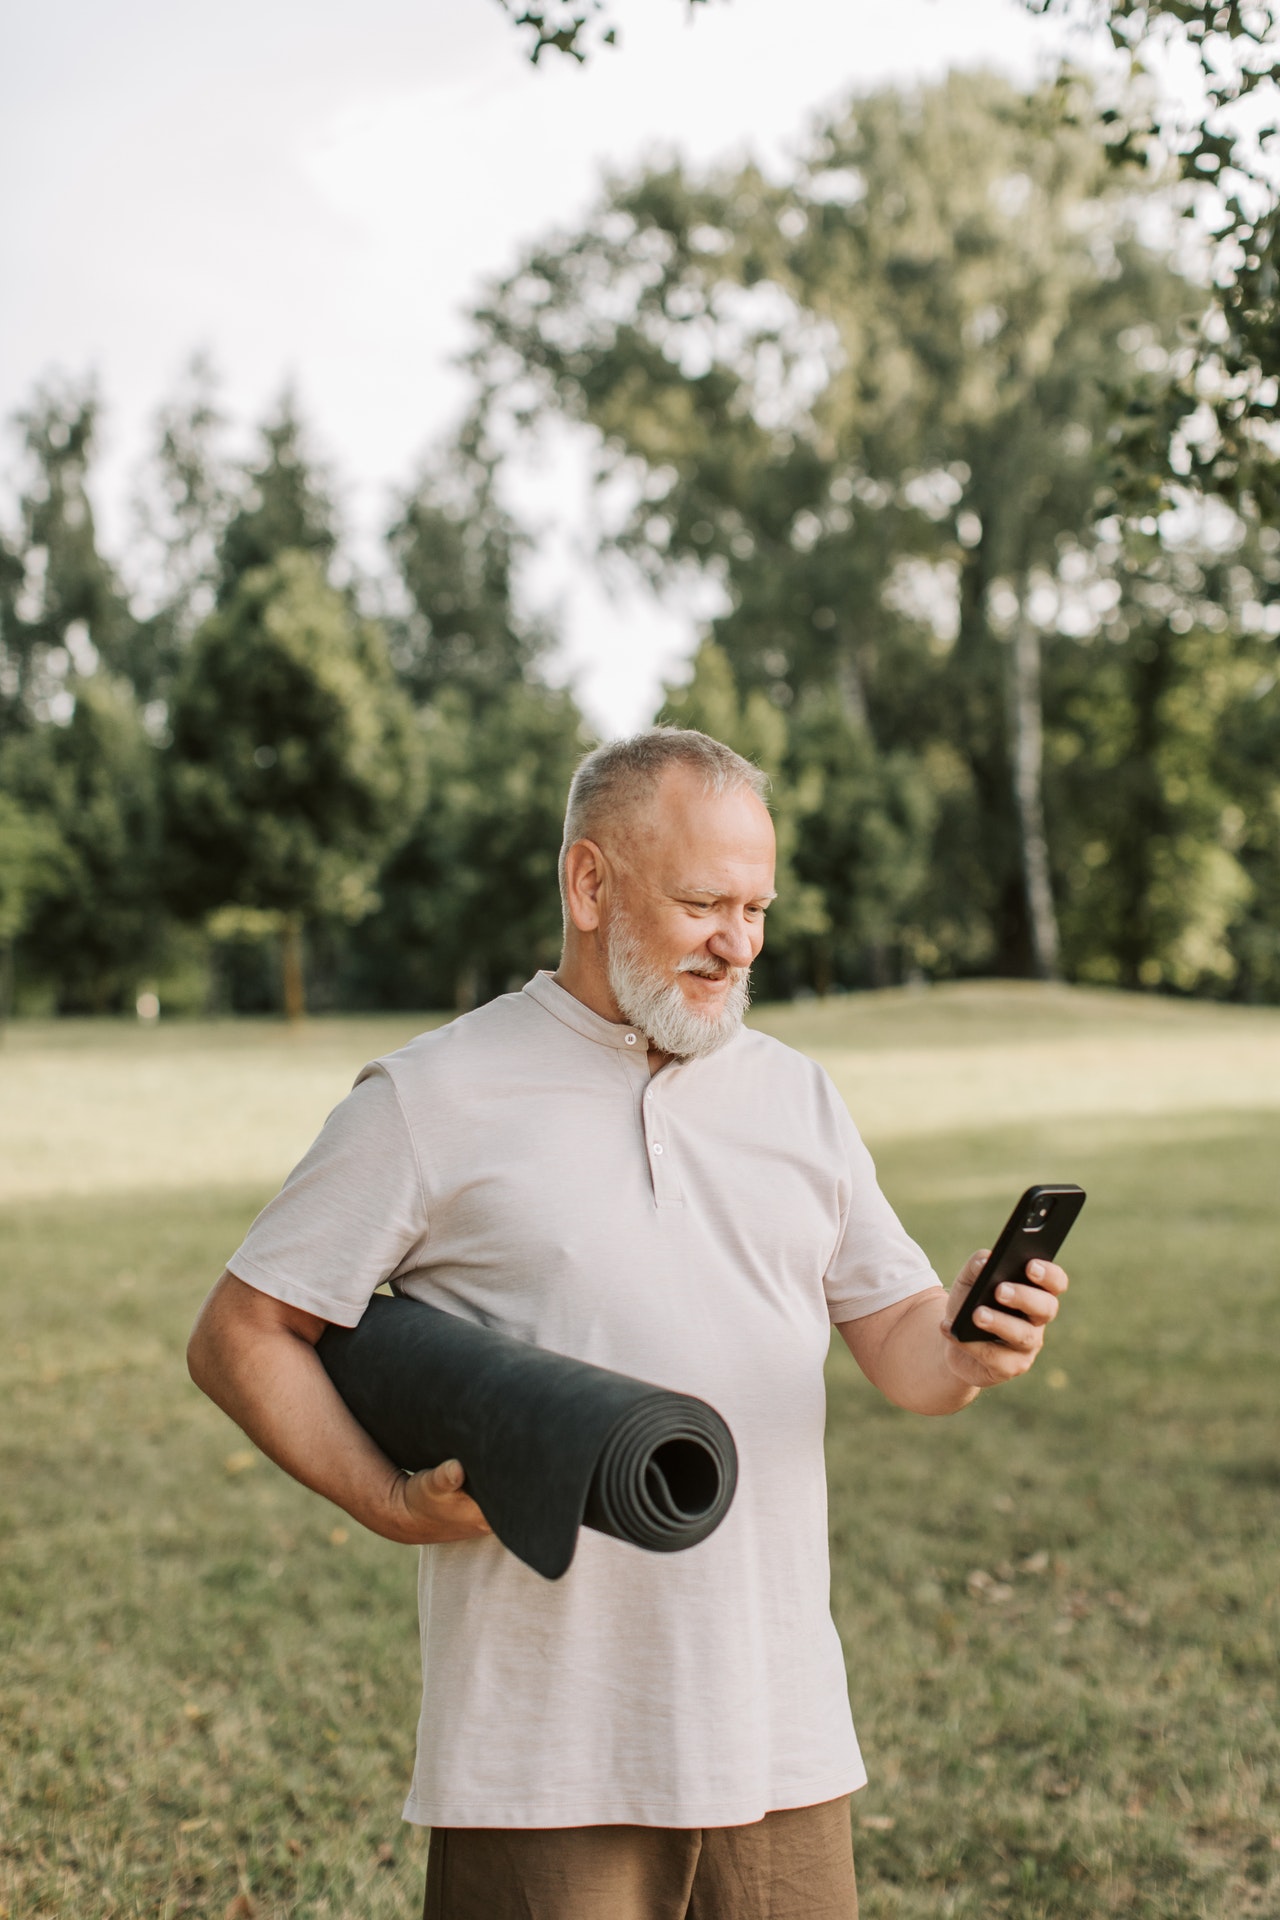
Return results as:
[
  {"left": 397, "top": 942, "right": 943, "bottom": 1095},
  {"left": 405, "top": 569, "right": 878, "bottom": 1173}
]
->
[
  {"left": 838, "top": 1253, "right": 1070, "bottom": 1415},
  {"left": 187, "top": 1272, "right": 490, "bottom": 1546}
]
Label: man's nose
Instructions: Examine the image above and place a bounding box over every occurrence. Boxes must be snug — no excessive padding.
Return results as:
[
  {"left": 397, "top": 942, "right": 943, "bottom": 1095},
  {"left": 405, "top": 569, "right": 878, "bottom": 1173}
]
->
[{"left": 709, "top": 918, "right": 759, "bottom": 968}]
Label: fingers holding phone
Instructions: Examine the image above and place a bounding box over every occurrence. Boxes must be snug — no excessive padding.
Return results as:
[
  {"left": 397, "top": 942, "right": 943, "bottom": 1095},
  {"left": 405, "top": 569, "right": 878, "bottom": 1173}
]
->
[
  {"left": 944, "top": 1255, "right": 1069, "bottom": 1381},
  {"left": 941, "top": 1184, "right": 1083, "bottom": 1388}
]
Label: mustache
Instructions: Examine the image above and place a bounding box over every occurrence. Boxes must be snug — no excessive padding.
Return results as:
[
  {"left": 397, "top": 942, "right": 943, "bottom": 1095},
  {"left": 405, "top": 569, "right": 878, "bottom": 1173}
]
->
[{"left": 676, "top": 955, "right": 748, "bottom": 982}]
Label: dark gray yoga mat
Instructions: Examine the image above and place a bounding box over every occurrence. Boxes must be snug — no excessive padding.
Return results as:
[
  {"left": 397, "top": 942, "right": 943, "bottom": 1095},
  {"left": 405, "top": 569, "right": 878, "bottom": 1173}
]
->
[{"left": 316, "top": 1293, "right": 738, "bottom": 1580}]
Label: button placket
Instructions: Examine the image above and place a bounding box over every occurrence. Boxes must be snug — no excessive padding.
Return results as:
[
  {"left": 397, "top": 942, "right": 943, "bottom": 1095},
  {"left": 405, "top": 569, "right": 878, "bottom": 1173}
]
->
[{"left": 642, "top": 1085, "right": 683, "bottom": 1207}]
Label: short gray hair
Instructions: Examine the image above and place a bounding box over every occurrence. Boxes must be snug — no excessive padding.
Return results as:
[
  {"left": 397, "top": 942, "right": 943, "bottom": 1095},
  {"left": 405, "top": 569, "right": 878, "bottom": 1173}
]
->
[{"left": 558, "top": 727, "right": 769, "bottom": 908}]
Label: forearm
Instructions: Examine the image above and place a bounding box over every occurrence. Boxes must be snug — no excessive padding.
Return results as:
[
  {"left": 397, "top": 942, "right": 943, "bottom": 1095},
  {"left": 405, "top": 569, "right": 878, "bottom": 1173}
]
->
[
  {"left": 187, "top": 1278, "right": 418, "bottom": 1543},
  {"left": 839, "top": 1288, "right": 980, "bottom": 1416}
]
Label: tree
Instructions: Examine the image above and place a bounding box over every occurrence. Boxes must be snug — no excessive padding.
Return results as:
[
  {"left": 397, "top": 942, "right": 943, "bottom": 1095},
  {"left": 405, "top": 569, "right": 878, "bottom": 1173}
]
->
[
  {"left": 0, "top": 790, "right": 67, "bottom": 1028},
  {"left": 358, "top": 680, "right": 590, "bottom": 1011},
  {"left": 787, "top": 695, "right": 937, "bottom": 993},
  {"left": 334, "top": 425, "right": 593, "bottom": 1013},
  {"left": 493, "top": 0, "right": 708, "bottom": 63},
  {"left": 657, "top": 640, "right": 823, "bottom": 985},
  {"left": 659, "top": 641, "right": 935, "bottom": 992},
  {"left": 0, "top": 379, "right": 136, "bottom": 732},
  {"left": 1035, "top": 2, "right": 1279, "bottom": 519},
  {"left": 125, "top": 355, "right": 235, "bottom": 705},
  {"left": 165, "top": 551, "right": 420, "bottom": 1019},
  {"left": 471, "top": 70, "right": 1199, "bottom": 981},
  {"left": 0, "top": 677, "right": 162, "bottom": 1013},
  {"left": 1043, "top": 516, "right": 1265, "bottom": 992},
  {"left": 491, "top": 0, "right": 1278, "bottom": 511},
  {"left": 388, "top": 439, "right": 549, "bottom": 705},
  {"left": 216, "top": 397, "right": 337, "bottom": 602}
]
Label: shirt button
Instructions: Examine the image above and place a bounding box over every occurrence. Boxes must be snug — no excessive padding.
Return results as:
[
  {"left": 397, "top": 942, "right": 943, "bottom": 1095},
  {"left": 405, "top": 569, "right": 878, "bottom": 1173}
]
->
[
  {"left": 651, "top": 1142, "right": 664, "bottom": 1155},
  {"left": 624, "top": 1033, "right": 637, "bottom": 1045}
]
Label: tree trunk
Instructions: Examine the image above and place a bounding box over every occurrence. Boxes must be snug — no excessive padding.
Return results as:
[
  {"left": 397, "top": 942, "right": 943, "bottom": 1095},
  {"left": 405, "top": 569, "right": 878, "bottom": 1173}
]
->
[
  {"left": 953, "top": 535, "right": 1033, "bottom": 975},
  {"left": 280, "top": 914, "right": 306, "bottom": 1023},
  {"left": 1007, "top": 606, "right": 1060, "bottom": 981},
  {"left": 1114, "top": 626, "right": 1173, "bottom": 990}
]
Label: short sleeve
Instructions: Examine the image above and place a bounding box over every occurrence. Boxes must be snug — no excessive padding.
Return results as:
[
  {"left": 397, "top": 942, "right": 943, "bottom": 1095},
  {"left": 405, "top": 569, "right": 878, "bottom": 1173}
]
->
[
  {"left": 226, "top": 1063, "right": 430, "bottom": 1327},
  {"left": 821, "top": 1089, "right": 941, "bottom": 1324}
]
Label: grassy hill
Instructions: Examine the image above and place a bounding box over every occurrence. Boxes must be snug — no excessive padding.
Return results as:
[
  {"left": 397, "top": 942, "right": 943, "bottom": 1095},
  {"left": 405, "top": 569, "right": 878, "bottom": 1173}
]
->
[{"left": 2, "top": 985, "right": 1277, "bottom": 1917}]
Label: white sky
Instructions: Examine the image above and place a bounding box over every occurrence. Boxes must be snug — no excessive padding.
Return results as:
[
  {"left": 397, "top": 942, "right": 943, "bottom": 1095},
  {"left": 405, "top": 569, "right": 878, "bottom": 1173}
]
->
[{"left": 3, "top": 0, "right": 1108, "bottom": 733}]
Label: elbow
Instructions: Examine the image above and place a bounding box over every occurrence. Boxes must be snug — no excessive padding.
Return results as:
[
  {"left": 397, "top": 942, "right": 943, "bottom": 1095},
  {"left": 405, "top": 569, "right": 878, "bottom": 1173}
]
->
[
  {"left": 186, "top": 1280, "right": 229, "bottom": 1396},
  {"left": 186, "top": 1319, "right": 212, "bottom": 1394},
  {"left": 892, "top": 1382, "right": 982, "bottom": 1418}
]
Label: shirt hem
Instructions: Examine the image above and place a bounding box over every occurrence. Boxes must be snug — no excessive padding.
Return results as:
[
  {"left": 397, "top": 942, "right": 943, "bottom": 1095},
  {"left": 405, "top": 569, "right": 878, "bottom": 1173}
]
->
[
  {"left": 224, "top": 1257, "right": 366, "bottom": 1329},
  {"left": 827, "top": 1269, "right": 942, "bottom": 1325},
  {"left": 399, "top": 1765, "right": 869, "bottom": 1831}
]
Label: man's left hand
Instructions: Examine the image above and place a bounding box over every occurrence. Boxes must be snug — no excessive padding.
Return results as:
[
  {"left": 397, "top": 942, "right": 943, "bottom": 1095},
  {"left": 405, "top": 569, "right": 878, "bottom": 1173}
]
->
[{"left": 940, "top": 1251, "right": 1069, "bottom": 1388}]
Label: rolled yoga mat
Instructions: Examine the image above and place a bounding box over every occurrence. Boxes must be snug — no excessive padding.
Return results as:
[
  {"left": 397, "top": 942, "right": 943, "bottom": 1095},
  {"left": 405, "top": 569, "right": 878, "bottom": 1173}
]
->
[{"left": 316, "top": 1292, "right": 739, "bottom": 1581}]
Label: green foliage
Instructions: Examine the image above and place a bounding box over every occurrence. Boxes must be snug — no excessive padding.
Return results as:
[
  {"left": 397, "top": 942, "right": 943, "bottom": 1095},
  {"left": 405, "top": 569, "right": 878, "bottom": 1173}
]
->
[
  {"left": 0, "top": 380, "right": 135, "bottom": 728},
  {"left": 126, "top": 356, "right": 234, "bottom": 704},
  {"left": 388, "top": 446, "right": 547, "bottom": 704},
  {"left": 216, "top": 401, "right": 337, "bottom": 601},
  {"left": 659, "top": 639, "right": 820, "bottom": 967},
  {"left": 2, "top": 47, "right": 1276, "bottom": 1018},
  {"left": 786, "top": 696, "right": 938, "bottom": 991},
  {"left": 492, "top": 0, "right": 710, "bottom": 64},
  {"left": 0, "top": 789, "right": 68, "bottom": 1023},
  {"left": 660, "top": 636, "right": 787, "bottom": 775},
  {"left": 473, "top": 69, "right": 1210, "bottom": 982},
  {"left": 493, "top": 0, "right": 1278, "bottom": 523},
  {"left": 357, "top": 679, "right": 590, "bottom": 1010},
  {"left": 1044, "top": 522, "right": 1271, "bottom": 993},
  {"left": 0, "top": 793, "right": 66, "bottom": 948},
  {"left": 0, "top": 678, "right": 163, "bottom": 1013},
  {"left": 165, "top": 551, "right": 420, "bottom": 941},
  {"left": 1037, "top": 1, "right": 1279, "bottom": 517}
]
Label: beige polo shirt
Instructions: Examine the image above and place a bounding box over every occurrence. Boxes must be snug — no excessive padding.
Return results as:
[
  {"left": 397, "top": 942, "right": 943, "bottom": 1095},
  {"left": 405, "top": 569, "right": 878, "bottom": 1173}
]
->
[{"left": 228, "top": 971, "right": 941, "bottom": 1829}]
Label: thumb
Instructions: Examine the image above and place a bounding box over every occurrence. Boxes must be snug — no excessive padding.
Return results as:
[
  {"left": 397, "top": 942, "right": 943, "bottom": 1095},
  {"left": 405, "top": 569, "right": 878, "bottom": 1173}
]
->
[
  {"left": 943, "top": 1251, "right": 989, "bottom": 1329},
  {"left": 428, "top": 1458, "right": 465, "bottom": 1495},
  {"left": 957, "top": 1250, "right": 990, "bottom": 1291}
]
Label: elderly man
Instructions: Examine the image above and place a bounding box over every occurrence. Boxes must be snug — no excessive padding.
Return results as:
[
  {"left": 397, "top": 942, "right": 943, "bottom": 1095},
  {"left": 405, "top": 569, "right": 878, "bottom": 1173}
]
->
[{"left": 188, "top": 727, "right": 1068, "bottom": 1920}]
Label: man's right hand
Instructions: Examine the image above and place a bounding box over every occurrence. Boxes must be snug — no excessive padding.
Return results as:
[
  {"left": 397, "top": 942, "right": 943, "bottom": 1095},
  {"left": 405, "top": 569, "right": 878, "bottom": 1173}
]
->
[
  {"left": 395, "top": 1459, "right": 492, "bottom": 1545},
  {"left": 188, "top": 1272, "right": 494, "bottom": 1550}
]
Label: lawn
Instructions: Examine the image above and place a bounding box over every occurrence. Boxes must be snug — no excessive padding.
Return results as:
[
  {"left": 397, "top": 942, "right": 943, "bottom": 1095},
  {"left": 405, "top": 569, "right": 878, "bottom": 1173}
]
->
[{"left": 1, "top": 986, "right": 1277, "bottom": 1919}]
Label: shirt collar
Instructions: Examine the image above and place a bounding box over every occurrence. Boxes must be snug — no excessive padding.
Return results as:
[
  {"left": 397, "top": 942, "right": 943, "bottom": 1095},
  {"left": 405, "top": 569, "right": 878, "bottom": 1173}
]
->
[{"left": 521, "top": 970, "right": 645, "bottom": 1052}]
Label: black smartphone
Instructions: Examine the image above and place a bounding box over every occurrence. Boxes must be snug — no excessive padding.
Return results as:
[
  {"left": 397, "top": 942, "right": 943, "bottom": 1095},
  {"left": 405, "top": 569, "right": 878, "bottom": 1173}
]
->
[{"left": 947, "top": 1184, "right": 1086, "bottom": 1344}]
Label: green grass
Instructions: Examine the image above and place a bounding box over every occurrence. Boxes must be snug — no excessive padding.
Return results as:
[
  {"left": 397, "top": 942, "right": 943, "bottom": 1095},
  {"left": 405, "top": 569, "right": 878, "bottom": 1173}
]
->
[{"left": 2, "top": 988, "right": 1278, "bottom": 1918}]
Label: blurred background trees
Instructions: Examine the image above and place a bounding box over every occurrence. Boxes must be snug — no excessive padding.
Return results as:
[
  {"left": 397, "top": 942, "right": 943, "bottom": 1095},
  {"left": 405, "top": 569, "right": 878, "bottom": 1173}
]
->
[
  {"left": 472, "top": 66, "right": 1276, "bottom": 995},
  {"left": 0, "top": 55, "right": 1275, "bottom": 1018}
]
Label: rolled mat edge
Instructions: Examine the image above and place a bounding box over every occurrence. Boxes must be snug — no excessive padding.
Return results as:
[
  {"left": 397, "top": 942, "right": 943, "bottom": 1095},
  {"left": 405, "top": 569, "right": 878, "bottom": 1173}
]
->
[{"left": 317, "top": 1293, "right": 738, "bottom": 1580}]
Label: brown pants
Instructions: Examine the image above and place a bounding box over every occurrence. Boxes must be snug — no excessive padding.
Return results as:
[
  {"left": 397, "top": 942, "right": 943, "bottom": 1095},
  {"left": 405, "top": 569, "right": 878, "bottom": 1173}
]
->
[{"left": 423, "top": 1795, "right": 857, "bottom": 1920}]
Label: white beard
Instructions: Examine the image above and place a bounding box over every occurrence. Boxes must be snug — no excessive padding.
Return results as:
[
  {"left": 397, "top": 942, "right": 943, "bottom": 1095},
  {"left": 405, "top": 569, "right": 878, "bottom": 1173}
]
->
[{"left": 605, "top": 911, "right": 751, "bottom": 1060}]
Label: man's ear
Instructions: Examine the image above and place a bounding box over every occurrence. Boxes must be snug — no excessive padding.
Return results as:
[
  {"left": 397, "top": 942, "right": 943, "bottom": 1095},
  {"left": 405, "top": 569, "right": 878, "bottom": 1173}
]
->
[{"left": 562, "top": 839, "right": 610, "bottom": 934}]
